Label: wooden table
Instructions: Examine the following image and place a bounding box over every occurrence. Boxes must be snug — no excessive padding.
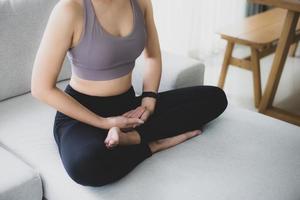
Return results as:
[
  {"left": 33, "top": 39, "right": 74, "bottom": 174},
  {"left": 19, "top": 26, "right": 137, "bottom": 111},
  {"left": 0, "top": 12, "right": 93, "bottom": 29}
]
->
[{"left": 250, "top": 0, "right": 300, "bottom": 126}]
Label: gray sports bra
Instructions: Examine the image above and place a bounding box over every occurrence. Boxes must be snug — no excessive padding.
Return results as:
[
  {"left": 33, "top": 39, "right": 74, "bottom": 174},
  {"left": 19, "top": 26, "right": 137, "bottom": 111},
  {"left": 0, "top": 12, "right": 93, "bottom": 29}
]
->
[{"left": 67, "top": 0, "right": 147, "bottom": 81}]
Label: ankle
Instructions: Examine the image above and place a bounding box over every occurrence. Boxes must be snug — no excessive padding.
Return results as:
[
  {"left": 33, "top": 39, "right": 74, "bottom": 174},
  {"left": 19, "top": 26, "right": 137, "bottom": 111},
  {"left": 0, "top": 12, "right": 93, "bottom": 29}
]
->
[
  {"left": 128, "top": 130, "right": 141, "bottom": 144},
  {"left": 148, "top": 141, "right": 159, "bottom": 153}
]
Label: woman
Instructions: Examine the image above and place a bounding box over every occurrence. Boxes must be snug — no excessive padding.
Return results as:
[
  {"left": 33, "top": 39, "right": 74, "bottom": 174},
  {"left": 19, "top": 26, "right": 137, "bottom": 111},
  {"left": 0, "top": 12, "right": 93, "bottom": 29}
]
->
[{"left": 31, "top": 0, "right": 228, "bottom": 187}]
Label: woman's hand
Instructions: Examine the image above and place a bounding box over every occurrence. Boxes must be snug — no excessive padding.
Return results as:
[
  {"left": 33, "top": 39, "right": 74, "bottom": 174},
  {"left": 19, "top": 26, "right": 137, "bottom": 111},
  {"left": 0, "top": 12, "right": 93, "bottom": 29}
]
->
[
  {"left": 140, "top": 97, "right": 156, "bottom": 118},
  {"left": 103, "top": 116, "right": 144, "bottom": 130},
  {"left": 122, "top": 97, "right": 156, "bottom": 127},
  {"left": 122, "top": 106, "right": 151, "bottom": 123}
]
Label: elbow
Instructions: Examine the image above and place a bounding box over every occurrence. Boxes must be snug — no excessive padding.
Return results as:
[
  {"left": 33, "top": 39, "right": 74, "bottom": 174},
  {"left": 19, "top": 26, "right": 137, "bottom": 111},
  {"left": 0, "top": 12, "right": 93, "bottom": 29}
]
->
[
  {"left": 31, "top": 76, "right": 57, "bottom": 101},
  {"left": 31, "top": 85, "right": 43, "bottom": 100},
  {"left": 31, "top": 82, "right": 48, "bottom": 100},
  {"left": 31, "top": 86, "right": 54, "bottom": 102},
  {"left": 31, "top": 83, "right": 57, "bottom": 101},
  {"left": 31, "top": 82, "right": 38, "bottom": 98},
  {"left": 31, "top": 91, "right": 41, "bottom": 100},
  {"left": 31, "top": 72, "right": 41, "bottom": 98}
]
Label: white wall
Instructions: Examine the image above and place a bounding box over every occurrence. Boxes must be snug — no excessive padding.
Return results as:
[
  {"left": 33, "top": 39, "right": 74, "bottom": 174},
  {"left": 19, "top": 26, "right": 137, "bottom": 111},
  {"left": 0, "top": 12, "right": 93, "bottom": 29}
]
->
[{"left": 152, "top": 0, "right": 247, "bottom": 61}]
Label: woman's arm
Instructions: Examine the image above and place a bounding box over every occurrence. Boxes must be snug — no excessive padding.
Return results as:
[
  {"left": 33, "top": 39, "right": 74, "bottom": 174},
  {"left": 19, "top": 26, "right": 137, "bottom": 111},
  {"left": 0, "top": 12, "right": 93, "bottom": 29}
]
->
[
  {"left": 140, "top": 0, "right": 162, "bottom": 113},
  {"left": 31, "top": 0, "right": 107, "bottom": 129}
]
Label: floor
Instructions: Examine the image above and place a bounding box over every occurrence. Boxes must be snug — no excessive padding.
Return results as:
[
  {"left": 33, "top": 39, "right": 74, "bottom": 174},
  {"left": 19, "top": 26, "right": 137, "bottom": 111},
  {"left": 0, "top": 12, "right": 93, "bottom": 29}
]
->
[{"left": 203, "top": 45, "right": 300, "bottom": 118}]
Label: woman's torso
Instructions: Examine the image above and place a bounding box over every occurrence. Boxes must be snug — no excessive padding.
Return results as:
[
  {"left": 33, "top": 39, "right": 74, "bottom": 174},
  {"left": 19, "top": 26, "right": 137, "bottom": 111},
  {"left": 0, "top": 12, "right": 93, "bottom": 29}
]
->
[
  {"left": 68, "top": 0, "right": 146, "bottom": 96},
  {"left": 69, "top": 71, "right": 133, "bottom": 97}
]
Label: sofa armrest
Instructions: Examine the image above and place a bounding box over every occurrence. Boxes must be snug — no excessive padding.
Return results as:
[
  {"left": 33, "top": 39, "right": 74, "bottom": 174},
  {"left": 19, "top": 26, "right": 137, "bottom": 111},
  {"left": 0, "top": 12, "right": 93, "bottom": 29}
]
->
[{"left": 132, "top": 50, "right": 205, "bottom": 95}]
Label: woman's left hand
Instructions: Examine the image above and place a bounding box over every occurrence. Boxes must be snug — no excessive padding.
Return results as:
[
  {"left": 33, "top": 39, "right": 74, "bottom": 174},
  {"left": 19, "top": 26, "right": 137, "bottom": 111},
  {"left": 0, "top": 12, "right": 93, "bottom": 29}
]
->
[
  {"left": 122, "top": 106, "right": 150, "bottom": 122},
  {"left": 122, "top": 97, "right": 156, "bottom": 127}
]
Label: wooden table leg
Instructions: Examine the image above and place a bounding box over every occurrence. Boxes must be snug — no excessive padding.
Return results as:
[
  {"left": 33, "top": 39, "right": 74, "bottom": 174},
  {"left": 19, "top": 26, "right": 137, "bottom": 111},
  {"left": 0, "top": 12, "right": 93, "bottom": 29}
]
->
[
  {"left": 289, "top": 42, "right": 298, "bottom": 57},
  {"left": 218, "top": 41, "right": 234, "bottom": 88},
  {"left": 251, "top": 47, "right": 262, "bottom": 108},
  {"left": 258, "top": 10, "right": 300, "bottom": 126}
]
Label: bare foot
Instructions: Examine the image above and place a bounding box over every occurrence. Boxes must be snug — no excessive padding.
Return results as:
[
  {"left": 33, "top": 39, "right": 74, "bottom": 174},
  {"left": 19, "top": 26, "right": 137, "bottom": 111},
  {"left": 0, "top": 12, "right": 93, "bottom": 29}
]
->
[
  {"left": 148, "top": 129, "right": 202, "bottom": 154},
  {"left": 104, "top": 127, "right": 141, "bottom": 149}
]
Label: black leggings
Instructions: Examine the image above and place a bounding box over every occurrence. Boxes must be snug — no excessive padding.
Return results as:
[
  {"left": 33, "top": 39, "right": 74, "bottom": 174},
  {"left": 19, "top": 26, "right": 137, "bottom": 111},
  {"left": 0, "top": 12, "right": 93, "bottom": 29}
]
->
[{"left": 53, "top": 83, "right": 228, "bottom": 187}]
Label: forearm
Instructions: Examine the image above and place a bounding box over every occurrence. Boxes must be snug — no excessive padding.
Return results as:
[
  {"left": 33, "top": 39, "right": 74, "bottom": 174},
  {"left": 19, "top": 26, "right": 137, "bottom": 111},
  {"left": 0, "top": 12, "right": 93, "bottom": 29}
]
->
[
  {"left": 32, "top": 87, "right": 108, "bottom": 129},
  {"left": 142, "top": 56, "right": 162, "bottom": 93},
  {"left": 141, "top": 56, "right": 162, "bottom": 112}
]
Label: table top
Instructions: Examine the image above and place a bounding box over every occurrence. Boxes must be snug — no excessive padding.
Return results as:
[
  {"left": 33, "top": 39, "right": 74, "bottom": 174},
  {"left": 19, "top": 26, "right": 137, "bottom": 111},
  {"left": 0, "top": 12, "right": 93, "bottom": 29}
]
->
[
  {"left": 218, "top": 8, "right": 300, "bottom": 46},
  {"left": 250, "top": 0, "right": 300, "bottom": 12}
]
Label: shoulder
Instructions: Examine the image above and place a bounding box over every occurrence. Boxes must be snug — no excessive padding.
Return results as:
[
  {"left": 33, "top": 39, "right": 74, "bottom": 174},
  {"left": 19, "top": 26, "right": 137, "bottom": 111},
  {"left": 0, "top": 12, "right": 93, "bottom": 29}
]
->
[
  {"left": 46, "top": 0, "right": 84, "bottom": 37},
  {"left": 137, "top": 0, "right": 154, "bottom": 19},
  {"left": 51, "top": 0, "right": 83, "bottom": 22},
  {"left": 135, "top": 0, "right": 151, "bottom": 16}
]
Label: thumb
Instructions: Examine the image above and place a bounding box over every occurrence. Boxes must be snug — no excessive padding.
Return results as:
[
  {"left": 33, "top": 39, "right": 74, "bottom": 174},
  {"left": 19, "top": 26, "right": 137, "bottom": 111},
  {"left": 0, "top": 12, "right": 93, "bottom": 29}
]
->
[
  {"left": 128, "top": 117, "right": 144, "bottom": 124},
  {"left": 140, "top": 111, "right": 150, "bottom": 121}
]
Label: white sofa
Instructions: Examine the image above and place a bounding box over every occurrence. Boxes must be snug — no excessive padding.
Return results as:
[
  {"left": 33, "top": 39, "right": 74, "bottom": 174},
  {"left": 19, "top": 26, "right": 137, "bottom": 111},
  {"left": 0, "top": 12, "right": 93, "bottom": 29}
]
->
[
  {"left": 0, "top": 147, "right": 42, "bottom": 200},
  {"left": 1, "top": 0, "right": 300, "bottom": 200}
]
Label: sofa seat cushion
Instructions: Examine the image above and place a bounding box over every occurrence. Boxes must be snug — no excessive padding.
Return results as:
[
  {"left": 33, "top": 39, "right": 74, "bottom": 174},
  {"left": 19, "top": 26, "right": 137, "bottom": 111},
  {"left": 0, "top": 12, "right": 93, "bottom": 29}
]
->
[
  {"left": 0, "top": 146, "right": 42, "bottom": 200},
  {"left": 0, "top": 80, "right": 300, "bottom": 200}
]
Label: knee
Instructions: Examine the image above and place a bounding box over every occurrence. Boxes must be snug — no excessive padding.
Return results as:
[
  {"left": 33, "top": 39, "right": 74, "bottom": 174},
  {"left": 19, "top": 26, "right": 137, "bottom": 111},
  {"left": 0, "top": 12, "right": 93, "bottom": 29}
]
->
[
  {"left": 196, "top": 85, "right": 228, "bottom": 112},
  {"left": 211, "top": 86, "right": 228, "bottom": 112},
  {"left": 64, "top": 148, "right": 112, "bottom": 187},
  {"left": 188, "top": 85, "right": 228, "bottom": 111}
]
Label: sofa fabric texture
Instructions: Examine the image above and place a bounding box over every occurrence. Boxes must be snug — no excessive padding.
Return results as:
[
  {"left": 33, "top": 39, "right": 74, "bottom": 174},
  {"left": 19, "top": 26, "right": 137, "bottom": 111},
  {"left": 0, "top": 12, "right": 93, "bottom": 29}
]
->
[
  {"left": 1, "top": 79, "right": 300, "bottom": 200},
  {"left": 0, "top": 147, "right": 42, "bottom": 200},
  {"left": 0, "top": 0, "right": 71, "bottom": 101}
]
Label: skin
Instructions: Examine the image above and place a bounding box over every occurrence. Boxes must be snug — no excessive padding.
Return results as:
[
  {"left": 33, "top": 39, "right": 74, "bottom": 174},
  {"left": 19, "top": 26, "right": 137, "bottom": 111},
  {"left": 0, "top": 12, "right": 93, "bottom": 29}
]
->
[{"left": 31, "top": 0, "right": 201, "bottom": 154}]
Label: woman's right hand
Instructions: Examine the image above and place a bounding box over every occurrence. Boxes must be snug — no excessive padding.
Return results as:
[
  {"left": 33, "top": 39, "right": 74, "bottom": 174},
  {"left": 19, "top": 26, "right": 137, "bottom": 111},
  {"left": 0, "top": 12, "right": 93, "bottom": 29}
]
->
[{"left": 102, "top": 116, "right": 144, "bottom": 130}]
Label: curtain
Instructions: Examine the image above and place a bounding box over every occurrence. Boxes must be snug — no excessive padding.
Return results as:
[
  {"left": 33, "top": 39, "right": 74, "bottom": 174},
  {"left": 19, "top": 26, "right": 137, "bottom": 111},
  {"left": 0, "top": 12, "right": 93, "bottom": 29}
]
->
[{"left": 151, "top": 0, "right": 247, "bottom": 60}]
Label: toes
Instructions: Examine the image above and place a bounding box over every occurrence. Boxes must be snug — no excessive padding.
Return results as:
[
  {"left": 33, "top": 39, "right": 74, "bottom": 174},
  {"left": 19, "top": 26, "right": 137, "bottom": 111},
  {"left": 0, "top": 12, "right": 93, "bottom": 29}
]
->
[
  {"left": 109, "top": 139, "right": 117, "bottom": 146},
  {"left": 185, "top": 130, "right": 201, "bottom": 139},
  {"left": 104, "top": 137, "right": 110, "bottom": 144},
  {"left": 191, "top": 130, "right": 201, "bottom": 137},
  {"left": 108, "top": 141, "right": 114, "bottom": 147},
  {"left": 106, "top": 140, "right": 116, "bottom": 149},
  {"left": 194, "top": 130, "right": 202, "bottom": 135}
]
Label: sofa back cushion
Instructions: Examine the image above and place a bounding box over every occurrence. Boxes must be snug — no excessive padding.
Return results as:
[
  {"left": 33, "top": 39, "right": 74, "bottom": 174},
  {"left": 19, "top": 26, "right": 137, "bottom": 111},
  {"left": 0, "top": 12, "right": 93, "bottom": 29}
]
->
[{"left": 0, "top": 0, "right": 71, "bottom": 102}]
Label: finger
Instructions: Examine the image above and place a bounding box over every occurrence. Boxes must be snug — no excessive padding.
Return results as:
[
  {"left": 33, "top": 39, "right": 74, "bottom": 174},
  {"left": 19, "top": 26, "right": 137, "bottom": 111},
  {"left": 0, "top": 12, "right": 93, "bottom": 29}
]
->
[
  {"left": 131, "top": 107, "right": 146, "bottom": 118},
  {"left": 127, "top": 117, "right": 144, "bottom": 126},
  {"left": 135, "top": 107, "right": 146, "bottom": 118},
  {"left": 128, "top": 120, "right": 144, "bottom": 127},
  {"left": 127, "top": 107, "right": 141, "bottom": 118},
  {"left": 132, "top": 116, "right": 146, "bottom": 128},
  {"left": 134, "top": 114, "right": 146, "bottom": 127},
  {"left": 123, "top": 117, "right": 143, "bottom": 128},
  {"left": 140, "top": 111, "right": 150, "bottom": 122},
  {"left": 123, "top": 112, "right": 131, "bottom": 118},
  {"left": 132, "top": 106, "right": 145, "bottom": 115},
  {"left": 122, "top": 111, "right": 129, "bottom": 116},
  {"left": 122, "top": 110, "right": 134, "bottom": 117}
]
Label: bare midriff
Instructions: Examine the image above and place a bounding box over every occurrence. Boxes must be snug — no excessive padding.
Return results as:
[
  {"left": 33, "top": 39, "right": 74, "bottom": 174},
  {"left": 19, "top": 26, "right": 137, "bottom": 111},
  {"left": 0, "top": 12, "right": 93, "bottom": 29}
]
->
[{"left": 69, "top": 71, "right": 133, "bottom": 97}]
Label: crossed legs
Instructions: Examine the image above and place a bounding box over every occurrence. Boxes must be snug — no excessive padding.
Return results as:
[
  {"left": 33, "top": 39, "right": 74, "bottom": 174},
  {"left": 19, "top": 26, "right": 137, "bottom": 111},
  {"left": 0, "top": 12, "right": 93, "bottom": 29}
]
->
[
  {"left": 55, "top": 85, "right": 228, "bottom": 186},
  {"left": 134, "top": 85, "right": 228, "bottom": 143}
]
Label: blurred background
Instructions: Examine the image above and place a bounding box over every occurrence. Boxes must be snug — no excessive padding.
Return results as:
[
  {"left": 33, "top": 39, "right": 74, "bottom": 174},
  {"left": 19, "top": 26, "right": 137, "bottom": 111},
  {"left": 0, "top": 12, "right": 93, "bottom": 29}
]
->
[{"left": 152, "top": 0, "right": 300, "bottom": 117}]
